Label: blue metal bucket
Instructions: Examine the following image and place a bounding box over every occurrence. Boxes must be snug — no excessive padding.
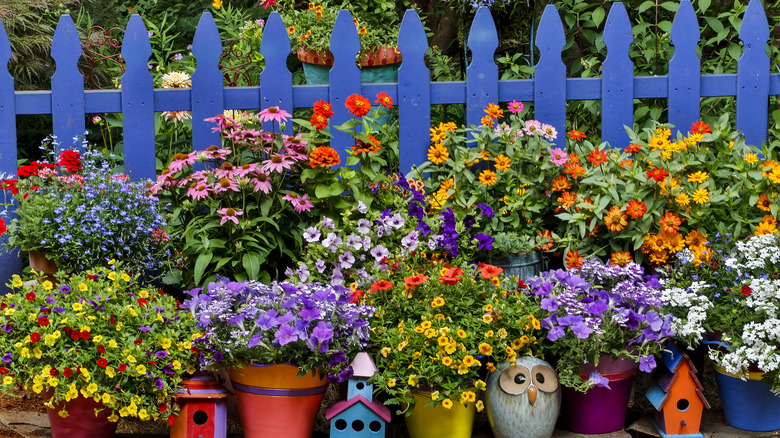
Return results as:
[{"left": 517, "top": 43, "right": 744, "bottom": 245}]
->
[
  {"left": 714, "top": 367, "right": 780, "bottom": 431},
  {"left": 490, "top": 252, "right": 543, "bottom": 282}
]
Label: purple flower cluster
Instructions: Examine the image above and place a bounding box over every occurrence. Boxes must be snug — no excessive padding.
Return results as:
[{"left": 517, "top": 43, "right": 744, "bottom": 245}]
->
[{"left": 184, "top": 277, "right": 373, "bottom": 383}]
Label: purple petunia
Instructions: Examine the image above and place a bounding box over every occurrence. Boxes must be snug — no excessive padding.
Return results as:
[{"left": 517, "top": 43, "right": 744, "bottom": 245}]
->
[
  {"left": 639, "top": 355, "right": 656, "bottom": 373},
  {"left": 588, "top": 371, "right": 611, "bottom": 389}
]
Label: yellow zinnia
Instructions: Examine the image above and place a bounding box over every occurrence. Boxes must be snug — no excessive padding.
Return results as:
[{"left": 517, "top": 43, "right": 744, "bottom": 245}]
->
[
  {"left": 427, "top": 143, "right": 449, "bottom": 165},
  {"left": 692, "top": 188, "right": 709, "bottom": 204},
  {"left": 479, "top": 170, "right": 497, "bottom": 186}
]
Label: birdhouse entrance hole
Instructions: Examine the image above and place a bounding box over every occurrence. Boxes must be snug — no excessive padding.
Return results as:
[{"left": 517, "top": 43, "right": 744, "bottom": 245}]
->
[
  {"left": 353, "top": 420, "right": 364, "bottom": 431},
  {"left": 356, "top": 382, "right": 365, "bottom": 390},
  {"left": 369, "top": 421, "right": 382, "bottom": 432},
  {"left": 677, "top": 399, "right": 689, "bottom": 411},
  {"left": 193, "top": 410, "right": 209, "bottom": 425}
]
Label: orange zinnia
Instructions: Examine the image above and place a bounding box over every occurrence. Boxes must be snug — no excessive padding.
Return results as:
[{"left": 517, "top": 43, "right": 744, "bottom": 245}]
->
[
  {"left": 563, "top": 162, "right": 586, "bottom": 180},
  {"left": 536, "top": 230, "right": 555, "bottom": 251},
  {"left": 551, "top": 175, "right": 571, "bottom": 191},
  {"left": 625, "top": 199, "right": 647, "bottom": 219},
  {"left": 625, "top": 143, "right": 642, "bottom": 154},
  {"left": 313, "top": 99, "right": 333, "bottom": 118},
  {"left": 690, "top": 120, "right": 712, "bottom": 135},
  {"left": 557, "top": 191, "right": 577, "bottom": 208},
  {"left": 658, "top": 212, "right": 682, "bottom": 234},
  {"left": 758, "top": 193, "right": 772, "bottom": 211},
  {"left": 310, "top": 112, "right": 328, "bottom": 130},
  {"left": 565, "top": 250, "right": 584, "bottom": 269},
  {"left": 610, "top": 251, "right": 633, "bottom": 267},
  {"left": 685, "top": 230, "right": 707, "bottom": 251},
  {"left": 309, "top": 145, "right": 341, "bottom": 168},
  {"left": 603, "top": 205, "right": 628, "bottom": 232},
  {"left": 345, "top": 94, "right": 371, "bottom": 117},
  {"left": 375, "top": 92, "right": 393, "bottom": 109},
  {"left": 568, "top": 130, "right": 587, "bottom": 141},
  {"left": 587, "top": 149, "right": 608, "bottom": 167},
  {"left": 484, "top": 103, "right": 503, "bottom": 120}
]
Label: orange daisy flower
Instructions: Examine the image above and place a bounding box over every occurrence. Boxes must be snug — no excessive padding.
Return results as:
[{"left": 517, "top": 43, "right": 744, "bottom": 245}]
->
[
  {"left": 551, "top": 175, "right": 571, "bottom": 192},
  {"left": 375, "top": 92, "right": 393, "bottom": 109},
  {"left": 625, "top": 143, "right": 642, "bottom": 154},
  {"left": 557, "top": 191, "right": 577, "bottom": 208},
  {"left": 587, "top": 149, "right": 608, "bottom": 166},
  {"left": 610, "top": 251, "right": 633, "bottom": 267},
  {"left": 690, "top": 120, "right": 712, "bottom": 135},
  {"left": 345, "top": 94, "right": 371, "bottom": 118},
  {"left": 568, "top": 130, "right": 587, "bottom": 141},
  {"left": 563, "top": 162, "right": 587, "bottom": 180},
  {"left": 758, "top": 193, "right": 772, "bottom": 211},
  {"left": 484, "top": 103, "right": 503, "bottom": 120},
  {"left": 603, "top": 205, "right": 628, "bottom": 232},
  {"left": 565, "top": 250, "right": 584, "bottom": 270},
  {"left": 625, "top": 199, "right": 647, "bottom": 219},
  {"left": 658, "top": 212, "right": 682, "bottom": 234}
]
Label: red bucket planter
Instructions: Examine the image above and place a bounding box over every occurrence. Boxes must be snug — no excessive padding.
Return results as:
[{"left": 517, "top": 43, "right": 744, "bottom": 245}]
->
[{"left": 47, "top": 395, "right": 118, "bottom": 438}]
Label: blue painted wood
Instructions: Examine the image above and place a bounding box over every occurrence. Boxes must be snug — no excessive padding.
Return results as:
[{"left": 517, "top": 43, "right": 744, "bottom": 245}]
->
[
  {"left": 668, "top": 1, "right": 700, "bottom": 135},
  {"left": 466, "top": 7, "right": 498, "bottom": 129},
  {"left": 51, "top": 15, "right": 85, "bottom": 151},
  {"left": 329, "top": 9, "right": 361, "bottom": 157},
  {"left": 0, "top": 18, "right": 19, "bottom": 294},
  {"left": 601, "top": 3, "right": 633, "bottom": 149},
  {"left": 121, "top": 14, "right": 156, "bottom": 180},
  {"left": 260, "top": 12, "right": 293, "bottom": 135},
  {"left": 534, "top": 5, "right": 566, "bottom": 140},
  {"left": 397, "top": 9, "right": 430, "bottom": 173},
  {"left": 737, "top": 0, "right": 770, "bottom": 148},
  {"left": 191, "top": 13, "right": 224, "bottom": 150}
]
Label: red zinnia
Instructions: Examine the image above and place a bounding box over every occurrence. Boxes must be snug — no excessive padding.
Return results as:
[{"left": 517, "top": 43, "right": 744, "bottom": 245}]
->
[
  {"left": 690, "top": 120, "right": 712, "bottom": 135},
  {"left": 345, "top": 94, "right": 371, "bottom": 118},
  {"left": 310, "top": 113, "right": 328, "bottom": 130},
  {"left": 741, "top": 285, "right": 751, "bottom": 296},
  {"left": 626, "top": 199, "right": 647, "bottom": 219},
  {"left": 118, "top": 364, "right": 127, "bottom": 372},
  {"left": 63, "top": 367, "right": 72, "bottom": 377},
  {"left": 587, "top": 149, "right": 608, "bottom": 167},
  {"left": 97, "top": 358, "right": 108, "bottom": 368},
  {"left": 30, "top": 332, "right": 41, "bottom": 343},
  {"left": 37, "top": 316, "right": 49, "bottom": 326},
  {"left": 565, "top": 250, "right": 585, "bottom": 270},
  {"left": 313, "top": 99, "right": 334, "bottom": 118},
  {"left": 375, "top": 92, "right": 393, "bottom": 109},
  {"left": 646, "top": 167, "right": 669, "bottom": 182},
  {"left": 25, "top": 292, "right": 36, "bottom": 302},
  {"left": 625, "top": 143, "right": 642, "bottom": 155}
]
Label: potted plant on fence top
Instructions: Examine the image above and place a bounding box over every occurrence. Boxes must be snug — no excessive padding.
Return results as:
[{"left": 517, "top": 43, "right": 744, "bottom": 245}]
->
[
  {"left": 183, "top": 276, "right": 373, "bottom": 438},
  {"left": 661, "top": 232, "right": 780, "bottom": 432},
  {"left": 0, "top": 137, "right": 169, "bottom": 277},
  {"left": 0, "top": 264, "right": 199, "bottom": 437}
]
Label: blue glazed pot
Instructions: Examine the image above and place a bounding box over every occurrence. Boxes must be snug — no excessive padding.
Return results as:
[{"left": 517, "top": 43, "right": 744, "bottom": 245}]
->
[{"left": 715, "top": 366, "right": 780, "bottom": 431}]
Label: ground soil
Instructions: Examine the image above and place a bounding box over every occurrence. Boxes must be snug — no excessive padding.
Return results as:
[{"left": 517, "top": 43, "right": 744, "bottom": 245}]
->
[{"left": 0, "top": 391, "right": 47, "bottom": 414}]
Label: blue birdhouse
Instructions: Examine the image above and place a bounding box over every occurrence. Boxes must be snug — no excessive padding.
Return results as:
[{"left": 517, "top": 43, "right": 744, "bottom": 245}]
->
[{"left": 326, "top": 352, "right": 391, "bottom": 437}]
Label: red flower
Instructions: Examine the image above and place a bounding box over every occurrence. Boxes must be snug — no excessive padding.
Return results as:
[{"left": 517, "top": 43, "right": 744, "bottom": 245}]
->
[
  {"left": 345, "top": 94, "right": 371, "bottom": 118},
  {"left": 137, "top": 298, "right": 148, "bottom": 306},
  {"left": 37, "top": 316, "right": 49, "bottom": 326},
  {"left": 0, "top": 179, "right": 18, "bottom": 195},
  {"left": 25, "top": 292, "right": 36, "bottom": 302},
  {"left": 148, "top": 361, "right": 158, "bottom": 365},
  {"left": 479, "top": 264, "right": 503, "bottom": 279},
  {"left": 568, "top": 130, "right": 587, "bottom": 141},
  {"left": 0, "top": 219, "right": 5, "bottom": 236},
  {"left": 167, "top": 415, "right": 176, "bottom": 426},
  {"left": 17, "top": 163, "right": 40, "bottom": 178},
  {"left": 80, "top": 330, "right": 90, "bottom": 340},
  {"left": 50, "top": 368, "right": 59, "bottom": 376},
  {"left": 312, "top": 99, "right": 334, "bottom": 118},
  {"left": 63, "top": 367, "right": 72, "bottom": 377},
  {"left": 118, "top": 364, "right": 127, "bottom": 372},
  {"left": 439, "top": 267, "right": 464, "bottom": 285},
  {"left": 349, "top": 290, "right": 364, "bottom": 304},
  {"left": 57, "top": 150, "right": 82, "bottom": 173},
  {"left": 109, "top": 315, "right": 115, "bottom": 324},
  {"left": 70, "top": 330, "right": 81, "bottom": 340},
  {"left": 625, "top": 143, "right": 642, "bottom": 155},
  {"left": 742, "top": 285, "right": 751, "bottom": 296},
  {"left": 97, "top": 358, "right": 108, "bottom": 368},
  {"left": 0, "top": 367, "right": 8, "bottom": 375},
  {"left": 587, "top": 149, "right": 608, "bottom": 167},
  {"left": 517, "top": 279, "right": 528, "bottom": 289},
  {"left": 375, "top": 92, "right": 393, "bottom": 109},
  {"left": 310, "top": 112, "right": 328, "bottom": 130},
  {"left": 690, "top": 120, "right": 712, "bottom": 135},
  {"left": 134, "top": 339, "right": 142, "bottom": 345},
  {"left": 30, "top": 332, "right": 41, "bottom": 343},
  {"left": 404, "top": 274, "right": 429, "bottom": 287},
  {"left": 97, "top": 345, "right": 106, "bottom": 353},
  {"left": 159, "top": 404, "right": 167, "bottom": 413},
  {"left": 370, "top": 280, "right": 394, "bottom": 293},
  {"left": 646, "top": 167, "right": 669, "bottom": 182},
  {"left": 626, "top": 200, "right": 647, "bottom": 219}
]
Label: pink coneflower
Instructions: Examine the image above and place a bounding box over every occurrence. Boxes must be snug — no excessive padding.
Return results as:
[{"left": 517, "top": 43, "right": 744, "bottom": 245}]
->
[
  {"left": 214, "top": 162, "right": 238, "bottom": 179},
  {"left": 204, "top": 114, "right": 243, "bottom": 133},
  {"left": 507, "top": 100, "right": 524, "bottom": 113},
  {"left": 262, "top": 154, "right": 295, "bottom": 174},
  {"left": 187, "top": 181, "right": 211, "bottom": 200},
  {"left": 549, "top": 148, "right": 568, "bottom": 167},
  {"left": 258, "top": 106, "right": 292, "bottom": 124},
  {"left": 216, "top": 208, "right": 243, "bottom": 225},
  {"left": 250, "top": 172, "right": 273, "bottom": 194},
  {"left": 283, "top": 193, "right": 313, "bottom": 213},
  {"left": 213, "top": 176, "right": 240, "bottom": 195},
  {"left": 235, "top": 163, "right": 258, "bottom": 177},
  {"left": 168, "top": 153, "right": 197, "bottom": 174}
]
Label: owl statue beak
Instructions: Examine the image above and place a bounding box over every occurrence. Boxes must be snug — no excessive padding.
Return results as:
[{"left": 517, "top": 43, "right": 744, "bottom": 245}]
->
[{"left": 527, "top": 386, "right": 537, "bottom": 405}]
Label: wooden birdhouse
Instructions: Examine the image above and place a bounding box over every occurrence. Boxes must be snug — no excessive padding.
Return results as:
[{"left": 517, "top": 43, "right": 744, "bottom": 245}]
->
[
  {"left": 170, "top": 372, "right": 232, "bottom": 438},
  {"left": 645, "top": 342, "right": 710, "bottom": 437},
  {"left": 326, "top": 352, "right": 391, "bottom": 437}
]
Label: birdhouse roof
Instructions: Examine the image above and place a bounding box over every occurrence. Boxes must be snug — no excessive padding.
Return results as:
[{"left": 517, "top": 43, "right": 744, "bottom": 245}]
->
[
  {"left": 646, "top": 342, "right": 710, "bottom": 410},
  {"left": 325, "top": 394, "right": 392, "bottom": 422},
  {"left": 661, "top": 342, "right": 697, "bottom": 374},
  {"left": 349, "top": 352, "right": 378, "bottom": 378}
]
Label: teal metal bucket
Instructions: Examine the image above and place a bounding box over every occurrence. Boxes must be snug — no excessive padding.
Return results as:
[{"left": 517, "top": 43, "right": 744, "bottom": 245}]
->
[{"left": 490, "top": 252, "right": 543, "bottom": 282}]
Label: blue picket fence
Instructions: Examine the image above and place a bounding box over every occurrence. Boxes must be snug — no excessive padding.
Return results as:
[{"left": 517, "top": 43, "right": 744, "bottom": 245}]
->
[{"left": 0, "top": 0, "right": 777, "bottom": 288}]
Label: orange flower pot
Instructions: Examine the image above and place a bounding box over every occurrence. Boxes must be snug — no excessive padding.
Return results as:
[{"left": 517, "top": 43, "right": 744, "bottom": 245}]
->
[{"left": 228, "top": 363, "right": 327, "bottom": 438}]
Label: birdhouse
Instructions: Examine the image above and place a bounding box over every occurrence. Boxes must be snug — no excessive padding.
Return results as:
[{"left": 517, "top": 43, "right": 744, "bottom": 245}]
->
[
  {"left": 326, "top": 352, "right": 391, "bottom": 437},
  {"left": 170, "top": 372, "right": 232, "bottom": 438},
  {"left": 645, "top": 342, "right": 710, "bottom": 437}
]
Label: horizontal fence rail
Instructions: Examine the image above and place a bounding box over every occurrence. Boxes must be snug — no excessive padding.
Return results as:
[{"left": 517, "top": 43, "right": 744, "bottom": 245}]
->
[{"left": 0, "top": 0, "right": 777, "bottom": 288}]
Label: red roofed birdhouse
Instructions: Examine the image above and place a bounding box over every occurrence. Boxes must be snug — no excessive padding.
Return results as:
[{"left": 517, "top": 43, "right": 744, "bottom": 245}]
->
[
  {"left": 326, "top": 352, "right": 391, "bottom": 437},
  {"left": 170, "top": 372, "right": 232, "bottom": 438},
  {"left": 645, "top": 342, "right": 710, "bottom": 438}
]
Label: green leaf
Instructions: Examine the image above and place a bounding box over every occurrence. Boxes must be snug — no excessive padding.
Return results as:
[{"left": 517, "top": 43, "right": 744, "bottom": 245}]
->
[
  {"left": 699, "top": 0, "right": 711, "bottom": 13},
  {"left": 704, "top": 16, "right": 724, "bottom": 33},
  {"left": 242, "top": 253, "right": 262, "bottom": 280},
  {"left": 657, "top": 21, "right": 673, "bottom": 33},
  {"left": 637, "top": 1, "right": 655, "bottom": 13},
  {"left": 659, "top": 2, "right": 678, "bottom": 12},
  {"left": 592, "top": 7, "right": 605, "bottom": 27},
  {"left": 728, "top": 43, "right": 742, "bottom": 61},
  {"left": 194, "top": 252, "right": 213, "bottom": 285}
]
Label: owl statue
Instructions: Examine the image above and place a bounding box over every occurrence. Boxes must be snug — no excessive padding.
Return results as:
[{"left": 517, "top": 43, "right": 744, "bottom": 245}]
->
[{"left": 485, "top": 356, "right": 562, "bottom": 438}]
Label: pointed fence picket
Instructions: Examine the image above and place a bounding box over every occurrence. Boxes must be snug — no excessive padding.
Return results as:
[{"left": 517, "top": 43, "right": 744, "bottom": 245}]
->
[{"left": 0, "top": 0, "right": 779, "bottom": 289}]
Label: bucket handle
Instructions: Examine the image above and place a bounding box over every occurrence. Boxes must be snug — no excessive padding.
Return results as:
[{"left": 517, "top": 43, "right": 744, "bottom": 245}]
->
[{"left": 701, "top": 339, "right": 732, "bottom": 351}]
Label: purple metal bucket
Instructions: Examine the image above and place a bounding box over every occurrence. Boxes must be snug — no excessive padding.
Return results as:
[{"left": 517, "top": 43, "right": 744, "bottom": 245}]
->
[{"left": 560, "top": 356, "right": 637, "bottom": 434}]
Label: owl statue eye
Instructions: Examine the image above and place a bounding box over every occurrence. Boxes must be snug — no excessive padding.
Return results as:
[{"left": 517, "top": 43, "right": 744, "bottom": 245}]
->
[
  {"left": 531, "top": 364, "right": 559, "bottom": 393},
  {"left": 499, "top": 366, "right": 531, "bottom": 395}
]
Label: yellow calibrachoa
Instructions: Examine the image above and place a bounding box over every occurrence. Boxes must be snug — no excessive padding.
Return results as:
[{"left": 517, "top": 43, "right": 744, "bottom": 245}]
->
[{"left": 442, "top": 399, "right": 453, "bottom": 409}]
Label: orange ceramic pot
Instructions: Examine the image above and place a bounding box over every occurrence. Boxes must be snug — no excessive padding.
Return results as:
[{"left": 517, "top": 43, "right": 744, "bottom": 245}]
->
[
  {"left": 228, "top": 363, "right": 327, "bottom": 438},
  {"left": 47, "top": 395, "right": 118, "bottom": 438}
]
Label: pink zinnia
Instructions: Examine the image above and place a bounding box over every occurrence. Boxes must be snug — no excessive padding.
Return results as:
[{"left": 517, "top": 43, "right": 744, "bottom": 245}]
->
[
  {"left": 524, "top": 119, "right": 542, "bottom": 136},
  {"left": 262, "top": 154, "right": 295, "bottom": 174},
  {"left": 283, "top": 193, "right": 313, "bottom": 213},
  {"left": 507, "top": 100, "right": 524, "bottom": 113},
  {"left": 216, "top": 208, "right": 243, "bottom": 225},
  {"left": 258, "top": 106, "right": 292, "bottom": 124},
  {"left": 549, "top": 148, "right": 568, "bottom": 167}
]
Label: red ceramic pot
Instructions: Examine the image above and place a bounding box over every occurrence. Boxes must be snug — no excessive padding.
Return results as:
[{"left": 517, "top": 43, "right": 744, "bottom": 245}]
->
[{"left": 47, "top": 395, "right": 118, "bottom": 438}]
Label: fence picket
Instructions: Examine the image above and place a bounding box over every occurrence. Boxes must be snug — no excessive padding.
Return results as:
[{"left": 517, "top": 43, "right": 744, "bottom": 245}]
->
[
  {"left": 668, "top": 0, "right": 701, "bottom": 136},
  {"left": 601, "top": 2, "right": 633, "bottom": 149},
  {"left": 737, "top": 0, "right": 770, "bottom": 148},
  {"left": 466, "top": 7, "right": 499, "bottom": 128},
  {"left": 329, "top": 9, "right": 362, "bottom": 159},
  {"left": 397, "top": 9, "right": 431, "bottom": 174},
  {"left": 534, "top": 5, "right": 566, "bottom": 141},
  {"left": 121, "top": 14, "right": 156, "bottom": 180},
  {"left": 0, "top": 19, "right": 19, "bottom": 294},
  {"left": 51, "top": 15, "right": 85, "bottom": 150},
  {"left": 260, "top": 11, "right": 293, "bottom": 135},
  {"left": 191, "top": 12, "right": 224, "bottom": 150}
]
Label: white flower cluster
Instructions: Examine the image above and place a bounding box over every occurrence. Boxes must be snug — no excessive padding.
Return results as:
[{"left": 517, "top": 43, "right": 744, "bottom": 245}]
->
[
  {"left": 661, "top": 282, "right": 713, "bottom": 344},
  {"left": 745, "top": 278, "right": 780, "bottom": 318},
  {"left": 725, "top": 234, "right": 780, "bottom": 273},
  {"left": 715, "top": 319, "right": 780, "bottom": 377}
]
